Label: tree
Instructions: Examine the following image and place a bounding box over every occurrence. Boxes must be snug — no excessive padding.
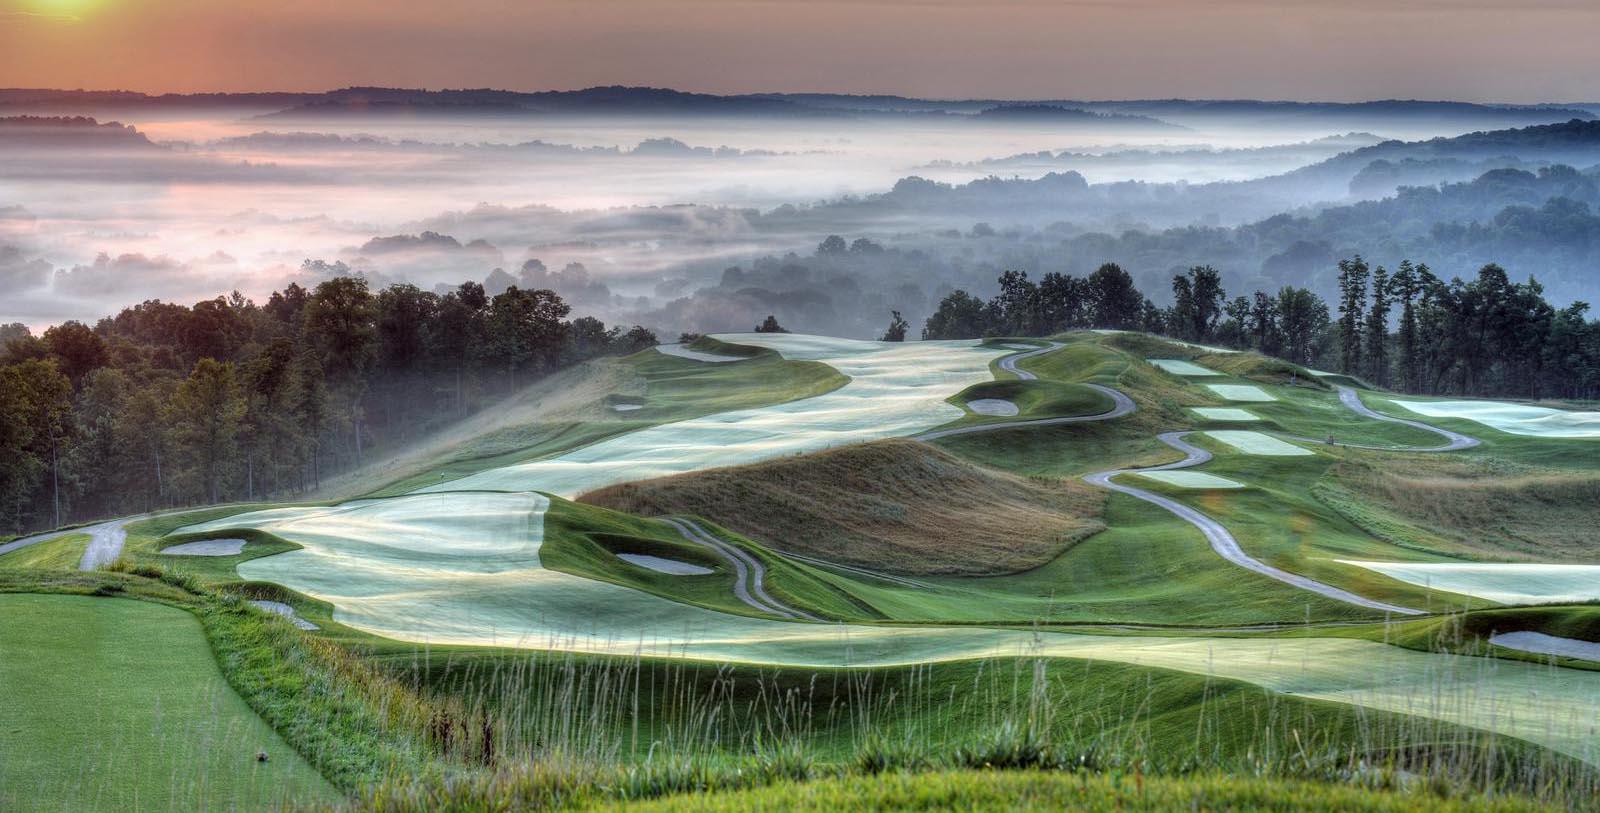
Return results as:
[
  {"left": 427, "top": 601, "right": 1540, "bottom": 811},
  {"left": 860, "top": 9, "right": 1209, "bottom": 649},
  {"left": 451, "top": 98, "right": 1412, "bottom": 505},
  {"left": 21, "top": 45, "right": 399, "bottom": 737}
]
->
[
  {"left": 1364, "top": 264, "right": 1392, "bottom": 386},
  {"left": 1389, "top": 261, "right": 1422, "bottom": 391},
  {"left": 1087, "top": 263, "right": 1143, "bottom": 329},
  {"left": 169, "top": 359, "right": 245, "bottom": 505},
  {"left": 816, "top": 235, "right": 848, "bottom": 256},
  {"left": 994, "top": 270, "right": 1040, "bottom": 336},
  {"left": 41, "top": 320, "right": 107, "bottom": 386},
  {"left": 613, "top": 326, "right": 659, "bottom": 355},
  {"left": 921, "top": 291, "right": 988, "bottom": 339},
  {"left": 485, "top": 286, "right": 572, "bottom": 381},
  {"left": 881, "top": 311, "right": 910, "bottom": 342},
  {"left": 0, "top": 360, "right": 69, "bottom": 532},
  {"left": 304, "top": 276, "right": 378, "bottom": 379},
  {"left": 1037, "top": 272, "right": 1087, "bottom": 333},
  {"left": 755, "top": 314, "right": 789, "bottom": 333},
  {"left": 1248, "top": 291, "right": 1281, "bottom": 356},
  {"left": 1336, "top": 256, "right": 1369, "bottom": 374},
  {"left": 1277, "top": 287, "right": 1330, "bottom": 366}
]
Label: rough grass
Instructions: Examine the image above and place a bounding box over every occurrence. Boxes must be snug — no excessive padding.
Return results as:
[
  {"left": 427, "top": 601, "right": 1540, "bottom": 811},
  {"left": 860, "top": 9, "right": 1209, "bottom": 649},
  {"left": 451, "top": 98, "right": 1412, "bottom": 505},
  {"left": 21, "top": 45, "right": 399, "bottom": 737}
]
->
[
  {"left": 577, "top": 769, "right": 1545, "bottom": 813},
  {"left": 581, "top": 439, "right": 1105, "bottom": 576},
  {"left": 0, "top": 593, "right": 338, "bottom": 811},
  {"left": 1321, "top": 456, "right": 1600, "bottom": 561}
]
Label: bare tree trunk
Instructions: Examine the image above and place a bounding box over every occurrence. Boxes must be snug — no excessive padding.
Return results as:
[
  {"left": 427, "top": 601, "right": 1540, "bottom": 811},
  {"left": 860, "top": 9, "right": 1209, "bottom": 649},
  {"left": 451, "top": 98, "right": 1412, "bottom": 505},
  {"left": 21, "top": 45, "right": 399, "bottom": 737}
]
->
[{"left": 50, "top": 428, "right": 61, "bottom": 529}]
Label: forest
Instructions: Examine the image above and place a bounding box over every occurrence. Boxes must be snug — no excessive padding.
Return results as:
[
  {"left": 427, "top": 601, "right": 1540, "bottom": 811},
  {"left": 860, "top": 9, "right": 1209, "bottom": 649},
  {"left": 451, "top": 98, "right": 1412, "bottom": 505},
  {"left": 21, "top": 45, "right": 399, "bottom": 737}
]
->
[
  {"left": 0, "top": 274, "right": 656, "bottom": 534},
  {"left": 919, "top": 258, "right": 1600, "bottom": 401}
]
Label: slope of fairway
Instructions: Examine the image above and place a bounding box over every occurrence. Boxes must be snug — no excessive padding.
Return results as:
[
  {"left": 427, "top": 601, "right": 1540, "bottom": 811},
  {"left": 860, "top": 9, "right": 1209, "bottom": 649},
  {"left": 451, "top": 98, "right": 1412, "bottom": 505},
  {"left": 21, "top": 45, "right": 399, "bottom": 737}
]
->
[
  {"left": 419, "top": 334, "right": 1007, "bottom": 497},
  {"left": 182, "top": 494, "right": 1600, "bottom": 764},
  {"left": 581, "top": 438, "right": 1105, "bottom": 576},
  {"left": 0, "top": 594, "right": 335, "bottom": 812},
  {"left": 1388, "top": 399, "right": 1600, "bottom": 439},
  {"left": 1338, "top": 561, "right": 1600, "bottom": 605}
]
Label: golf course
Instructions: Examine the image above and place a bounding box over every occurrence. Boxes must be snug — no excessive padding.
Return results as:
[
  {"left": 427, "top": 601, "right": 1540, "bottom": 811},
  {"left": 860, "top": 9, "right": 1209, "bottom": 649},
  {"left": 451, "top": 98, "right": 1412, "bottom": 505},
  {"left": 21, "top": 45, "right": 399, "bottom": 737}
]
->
[{"left": 5, "top": 330, "right": 1600, "bottom": 811}]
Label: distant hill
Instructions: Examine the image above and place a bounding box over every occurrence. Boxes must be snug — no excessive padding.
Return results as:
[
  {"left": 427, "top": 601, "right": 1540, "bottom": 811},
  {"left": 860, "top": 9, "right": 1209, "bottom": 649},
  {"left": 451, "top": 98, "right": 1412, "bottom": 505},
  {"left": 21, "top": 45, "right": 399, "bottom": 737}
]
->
[
  {"left": 255, "top": 86, "right": 840, "bottom": 119},
  {"left": 0, "top": 115, "right": 158, "bottom": 149},
  {"left": 972, "top": 104, "right": 1183, "bottom": 130}
]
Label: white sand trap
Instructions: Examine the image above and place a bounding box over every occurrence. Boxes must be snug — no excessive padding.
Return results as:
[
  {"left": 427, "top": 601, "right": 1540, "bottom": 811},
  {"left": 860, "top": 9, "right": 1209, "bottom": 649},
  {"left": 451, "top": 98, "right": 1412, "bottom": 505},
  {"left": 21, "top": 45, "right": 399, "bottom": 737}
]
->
[
  {"left": 1190, "top": 407, "right": 1259, "bottom": 421},
  {"left": 1337, "top": 561, "right": 1600, "bottom": 605},
  {"left": 1491, "top": 632, "right": 1600, "bottom": 662},
  {"left": 655, "top": 343, "right": 745, "bottom": 363},
  {"left": 422, "top": 334, "right": 1008, "bottom": 498},
  {"left": 1205, "top": 384, "right": 1277, "bottom": 402},
  {"left": 618, "top": 553, "right": 715, "bottom": 575},
  {"left": 1388, "top": 399, "right": 1600, "bottom": 439},
  {"left": 1134, "top": 470, "right": 1245, "bottom": 489},
  {"left": 159, "top": 538, "right": 246, "bottom": 556},
  {"left": 967, "top": 398, "right": 1019, "bottom": 416},
  {"left": 183, "top": 493, "right": 1600, "bottom": 761},
  {"left": 1204, "top": 430, "right": 1312, "bottom": 456},
  {"left": 249, "top": 600, "right": 318, "bottom": 630},
  {"left": 1148, "top": 359, "right": 1220, "bottom": 376},
  {"left": 611, "top": 403, "right": 644, "bottom": 412},
  {"left": 1002, "top": 343, "right": 1039, "bottom": 350},
  {"left": 1307, "top": 369, "right": 1339, "bottom": 377}
]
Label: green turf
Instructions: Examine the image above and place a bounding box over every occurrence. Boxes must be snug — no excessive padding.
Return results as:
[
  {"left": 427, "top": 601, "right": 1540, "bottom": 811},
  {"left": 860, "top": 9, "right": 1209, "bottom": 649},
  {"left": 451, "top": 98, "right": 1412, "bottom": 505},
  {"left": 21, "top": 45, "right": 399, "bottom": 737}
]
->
[
  {"left": 0, "top": 533, "right": 88, "bottom": 570},
  {"left": 0, "top": 594, "right": 337, "bottom": 812}
]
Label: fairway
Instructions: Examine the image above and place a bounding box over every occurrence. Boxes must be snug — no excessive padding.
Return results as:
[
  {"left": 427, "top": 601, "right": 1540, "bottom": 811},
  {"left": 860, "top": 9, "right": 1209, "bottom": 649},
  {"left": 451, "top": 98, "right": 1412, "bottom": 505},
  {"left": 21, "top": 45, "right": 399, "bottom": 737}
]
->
[
  {"left": 1387, "top": 398, "right": 1600, "bottom": 438},
  {"left": 1134, "top": 470, "right": 1245, "bottom": 488},
  {"left": 1190, "top": 407, "right": 1259, "bottom": 421},
  {"left": 419, "top": 334, "right": 1007, "bottom": 497},
  {"left": 0, "top": 594, "right": 335, "bottom": 812},
  {"left": 1338, "top": 560, "right": 1600, "bottom": 604}
]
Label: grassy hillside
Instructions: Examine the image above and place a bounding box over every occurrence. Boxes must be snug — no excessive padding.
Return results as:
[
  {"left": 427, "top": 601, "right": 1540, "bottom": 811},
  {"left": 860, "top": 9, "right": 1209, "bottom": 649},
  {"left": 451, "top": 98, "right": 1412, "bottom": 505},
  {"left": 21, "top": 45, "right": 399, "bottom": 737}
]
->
[{"left": 582, "top": 439, "right": 1104, "bottom": 576}]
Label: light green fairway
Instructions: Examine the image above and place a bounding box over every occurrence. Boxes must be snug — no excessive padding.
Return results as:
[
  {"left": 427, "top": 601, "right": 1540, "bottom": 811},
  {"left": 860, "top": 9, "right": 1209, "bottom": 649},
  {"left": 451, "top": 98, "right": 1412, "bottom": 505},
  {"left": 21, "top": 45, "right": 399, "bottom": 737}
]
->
[
  {"left": 1133, "top": 470, "right": 1245, "bottom": 489},
  {"left": 1205, "top": 384, "right": 1278, "bottom": 402},
  {"left": 1387, "top": 399, "right": 1600, "bottom": 439},
  {"left": 1338, "top": 561, "right": 1600, "bottom": 605},
  {"left": 1148, "top": 358, "right": 1221, "bottom": 376},
  {"left": 1190, "top": 407, "right": 1259, "bottom": 421},
  {"left": 418, "top": 334, "right": 1007, "bottom": 498},
  {"left": 0, "top": 594, "right": 336, "bottom": 812},
  {"left": 1204, "top": 430, "right": 1313, "bottom": 455}
]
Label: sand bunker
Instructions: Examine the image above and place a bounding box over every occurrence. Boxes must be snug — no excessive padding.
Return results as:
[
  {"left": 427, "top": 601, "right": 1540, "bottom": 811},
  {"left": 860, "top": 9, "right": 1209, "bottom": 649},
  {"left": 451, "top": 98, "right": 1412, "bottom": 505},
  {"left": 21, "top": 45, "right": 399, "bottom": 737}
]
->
[
  {"left": 1491, "top": 631, "right": 1600, "bottom": 662},
  {"left": 1148, "top": 359, "right": 1220, "bottom": 376},
  {"left": 1205, "top": 384, "right": 1277, "bottom": 402},
  {"left": 1337, "top": 561, "right": 1600, "bottom": 605},
  {"left": 1388, "top": 399, "right": 1600, "bottom": 439},
  {"left": 618, "top": 553, "right": 715, "bottom": 575},
  {"left": 1190, "top": 407, "right": 1259, "bottom": 421},
  {"left": 1134, "top": 470, "right": 1245, "bottom": 489},
  {"left": 611, "top": 403, "right": 644, "bottom": 412},
  {"left": 159, "top": 538, "right": 246, "bottom": 556},
  {"left": 249, "top": 600, "right": 318, "bottom": 631},
  {"left": 967, "top": 398, "right": 1019, "bottom": 416},
  {"left": 655, "top": 343, "right": 744, "bottom": 363},
  {"left": 421, "top": 334, "right": 1008, "bottom": 498},
  {"left": 1203, "top": 430, "right": 1312, "bottom": 456},
  {"left": 1002, "top": 343, "right": 1039, "bottom": 351}
]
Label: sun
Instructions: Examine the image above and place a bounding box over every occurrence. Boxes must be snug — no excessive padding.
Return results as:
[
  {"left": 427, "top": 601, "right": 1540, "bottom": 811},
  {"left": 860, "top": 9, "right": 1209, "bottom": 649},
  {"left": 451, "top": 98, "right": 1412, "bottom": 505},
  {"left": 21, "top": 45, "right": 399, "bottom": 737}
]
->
[{"left": 24, "top": 0, "right": 102, "bottom": 19}]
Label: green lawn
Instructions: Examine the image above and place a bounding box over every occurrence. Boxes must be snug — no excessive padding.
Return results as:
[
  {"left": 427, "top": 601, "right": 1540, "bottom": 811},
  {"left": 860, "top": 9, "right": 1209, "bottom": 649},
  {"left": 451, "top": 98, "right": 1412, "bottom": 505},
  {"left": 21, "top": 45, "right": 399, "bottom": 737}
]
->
[
  {"left": 0, "top": 533, "right": 89, "bottom": 571},
  {"left": 0, "top": 593, "right": 337, "bottom": 812}
]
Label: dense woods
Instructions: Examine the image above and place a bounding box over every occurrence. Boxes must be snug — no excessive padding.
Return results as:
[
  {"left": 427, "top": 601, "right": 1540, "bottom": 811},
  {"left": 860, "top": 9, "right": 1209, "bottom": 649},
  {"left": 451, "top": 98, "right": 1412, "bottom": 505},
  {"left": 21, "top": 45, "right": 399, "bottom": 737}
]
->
[
  {"left": 920, "top": 258, "right": 1600, "bottom": 400},
  {"left": 0, "top": 275, "right": 656, "bottom": 535}
]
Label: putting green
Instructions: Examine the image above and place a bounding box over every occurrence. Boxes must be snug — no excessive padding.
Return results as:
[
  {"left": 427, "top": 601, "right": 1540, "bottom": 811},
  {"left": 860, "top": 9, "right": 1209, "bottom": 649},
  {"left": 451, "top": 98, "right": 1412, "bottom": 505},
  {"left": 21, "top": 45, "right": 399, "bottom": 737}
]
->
[
  {"left": 184, "top": 494, "right": 1600, "bottom": 764},
  {"left": 1133, "top": 470, "right": 1245, "bottom": 489},
  {"left": 1190, "top": 407, "right": 1259, "bottom": 421},
  {"left": 419, "top": 334, "right": 1008, "bottom": 498},
  {"left": 1387, "top": 399, "right": 1600, "bottom": 439},
  {"left": 1338, "top": 561, "right": 1600, "bottom": 605},
  {"left": 1204, "top": 430, "right": 1313, "bottom": 456},
  {"left": 0, "top": 594, "right": 336, "bottom": 812},
  {"left": 1148, "top": 358, "right": 1221, "bottom": 376},
  {"left": 1205, "top": 384, "right": 1277, "bottom": 402}
]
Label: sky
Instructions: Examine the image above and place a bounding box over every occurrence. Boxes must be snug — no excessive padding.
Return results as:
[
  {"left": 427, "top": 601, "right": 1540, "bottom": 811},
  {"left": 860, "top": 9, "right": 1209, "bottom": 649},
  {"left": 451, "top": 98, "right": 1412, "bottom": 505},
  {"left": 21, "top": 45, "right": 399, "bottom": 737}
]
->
[{"left": 2, "top": 0, "right": 1599, "bottom": 102}]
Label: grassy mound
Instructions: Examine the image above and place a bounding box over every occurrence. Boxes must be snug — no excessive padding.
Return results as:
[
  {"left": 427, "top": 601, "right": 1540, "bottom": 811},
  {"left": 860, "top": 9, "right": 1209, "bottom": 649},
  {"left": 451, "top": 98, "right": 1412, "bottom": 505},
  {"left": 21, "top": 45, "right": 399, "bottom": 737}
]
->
[
  {"left": 580, "top": 769, "right": 1543, "bottom": 813},
  {"left": 1320, "top": 456, "right": 1600, "bottom": 561},
  {"left": 582, "top": 439, "right": 1104, "bottom": 576},
  {"left": 952, "top": 379, "right": 1114, "bottom": 421},
  {"left": 0, "top": 594, "right": 336, "bottom": 812}
]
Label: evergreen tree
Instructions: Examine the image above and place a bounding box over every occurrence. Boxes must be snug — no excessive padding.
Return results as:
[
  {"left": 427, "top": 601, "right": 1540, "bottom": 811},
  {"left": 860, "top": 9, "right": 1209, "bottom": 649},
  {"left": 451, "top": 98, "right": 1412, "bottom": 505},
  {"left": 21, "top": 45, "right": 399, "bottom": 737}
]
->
[
  {"left": 1336, "top": 256, "right": 1369, "bottom": 374},
  {"left": 1364, "top": 264, "right": 1391, "bottom": 386}
]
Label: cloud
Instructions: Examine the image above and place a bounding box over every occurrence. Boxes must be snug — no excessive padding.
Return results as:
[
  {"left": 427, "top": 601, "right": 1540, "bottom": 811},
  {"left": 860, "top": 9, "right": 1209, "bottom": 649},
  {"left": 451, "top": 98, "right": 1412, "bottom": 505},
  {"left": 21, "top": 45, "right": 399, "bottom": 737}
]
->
[
  {"left": 53, "top": 252, "right": 195, "bottom": 298},
  {"left": 0, "top": 244, "right": 52, "bottom": 291}
]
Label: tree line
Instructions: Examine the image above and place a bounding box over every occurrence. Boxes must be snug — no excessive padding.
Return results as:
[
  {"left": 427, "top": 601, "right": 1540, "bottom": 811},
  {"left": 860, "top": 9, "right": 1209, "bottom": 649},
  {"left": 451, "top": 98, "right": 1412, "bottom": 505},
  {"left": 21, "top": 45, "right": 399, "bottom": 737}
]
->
[
  {"left": 0, "top": 276, "right": 657, "bottom": 535},
  {"left": 917, "top": 259, "right": 1600, "bottom": 401}
]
